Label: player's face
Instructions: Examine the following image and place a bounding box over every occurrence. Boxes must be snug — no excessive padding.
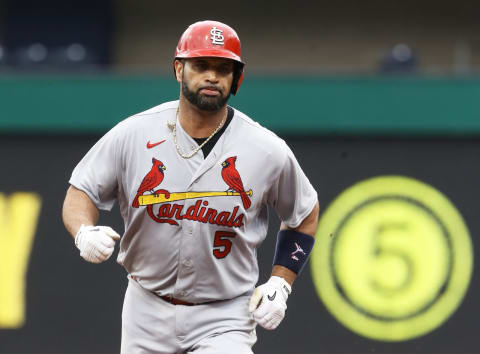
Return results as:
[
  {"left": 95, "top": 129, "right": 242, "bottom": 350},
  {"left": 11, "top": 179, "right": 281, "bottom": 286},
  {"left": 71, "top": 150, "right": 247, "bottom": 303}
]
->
[{"left": 178, "top": 58, "right": 235, "bottom": 112}]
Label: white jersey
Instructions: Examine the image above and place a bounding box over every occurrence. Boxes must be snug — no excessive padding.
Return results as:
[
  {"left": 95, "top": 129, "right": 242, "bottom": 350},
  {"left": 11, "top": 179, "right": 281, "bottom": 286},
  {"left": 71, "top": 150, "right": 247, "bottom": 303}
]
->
[{"left": 70, "top": 100, "right": 317, "bottom": 303}]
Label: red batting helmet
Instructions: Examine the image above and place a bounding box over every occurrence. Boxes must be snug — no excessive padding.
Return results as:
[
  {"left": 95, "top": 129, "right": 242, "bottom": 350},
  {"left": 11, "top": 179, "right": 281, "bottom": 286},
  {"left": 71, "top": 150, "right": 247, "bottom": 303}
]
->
[{"left": 174, "top": 20, "right": 245, "bottom": 95}]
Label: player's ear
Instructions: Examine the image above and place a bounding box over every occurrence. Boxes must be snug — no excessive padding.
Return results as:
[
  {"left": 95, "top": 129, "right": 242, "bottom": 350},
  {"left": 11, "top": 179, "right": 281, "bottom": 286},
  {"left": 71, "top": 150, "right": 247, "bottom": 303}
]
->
[{"left": 174, "top": 59, "right": 184, "bottom": 83}]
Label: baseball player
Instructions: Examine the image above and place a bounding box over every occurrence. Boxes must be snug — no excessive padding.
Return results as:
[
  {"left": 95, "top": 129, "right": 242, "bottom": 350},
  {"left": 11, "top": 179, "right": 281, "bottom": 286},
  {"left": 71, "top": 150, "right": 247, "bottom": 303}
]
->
[{"left": 62, "top": 20, "right": 319, "bottom": 354}]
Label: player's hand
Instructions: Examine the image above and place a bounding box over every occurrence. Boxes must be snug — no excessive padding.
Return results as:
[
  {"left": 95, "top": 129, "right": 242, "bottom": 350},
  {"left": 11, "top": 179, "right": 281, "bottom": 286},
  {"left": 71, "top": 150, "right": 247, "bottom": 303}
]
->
[
  {"left": 248, "top": 276, "right": 292, "bottom": 330},
  {"left": 74, "top": 225, "right": 120, "bottom": 263}
]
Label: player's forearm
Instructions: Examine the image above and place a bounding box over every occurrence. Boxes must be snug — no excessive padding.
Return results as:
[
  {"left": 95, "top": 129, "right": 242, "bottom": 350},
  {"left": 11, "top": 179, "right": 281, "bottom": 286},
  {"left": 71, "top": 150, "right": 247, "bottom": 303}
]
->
[
  {"left": 280, "top": 201, "right": 320, "bottom": 236},
  {"left": 62, "top": 185, "right": 99, "bottom": 239},
  {"left": 273, "top": 201, "right": 320, "bottom": 285},
  {"left": 271, "top": 265, "right": 297, "bottom": 286}
]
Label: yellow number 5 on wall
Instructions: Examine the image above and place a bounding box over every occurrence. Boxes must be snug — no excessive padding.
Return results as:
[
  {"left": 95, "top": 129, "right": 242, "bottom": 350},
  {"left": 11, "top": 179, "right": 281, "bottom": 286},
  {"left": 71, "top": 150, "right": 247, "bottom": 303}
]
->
[
  {"left": 0, "top": 192, "right": 41, "bottom": 329},
  {"left": 311, "top": 176, "right": 473, "bottom": 341}
]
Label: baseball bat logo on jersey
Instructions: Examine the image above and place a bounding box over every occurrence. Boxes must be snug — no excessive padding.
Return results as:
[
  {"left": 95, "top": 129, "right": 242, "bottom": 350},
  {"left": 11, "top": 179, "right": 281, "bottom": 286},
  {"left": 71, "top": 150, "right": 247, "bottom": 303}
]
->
[{"left": 132, "top": 156, "right": 252, "bottom": 227}]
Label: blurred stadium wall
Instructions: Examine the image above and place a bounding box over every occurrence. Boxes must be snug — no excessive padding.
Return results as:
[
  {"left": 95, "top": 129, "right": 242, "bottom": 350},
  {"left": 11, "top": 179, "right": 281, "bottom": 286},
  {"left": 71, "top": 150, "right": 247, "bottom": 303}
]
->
[
  {"left": 0, "top": 1, "right": 479, "bottom": 354},
  {"left": 113, "top": 0, "right": 480, "bottom": 74}
]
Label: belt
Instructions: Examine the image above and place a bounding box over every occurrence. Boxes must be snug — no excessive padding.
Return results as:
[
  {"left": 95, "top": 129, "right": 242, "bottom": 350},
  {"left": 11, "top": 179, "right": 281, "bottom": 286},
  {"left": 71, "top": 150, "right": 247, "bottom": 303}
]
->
[
  {"left": 160, "top": 295, "right": 195, "bottom": 306},
  {"left": 130, "top": 275, "right": 196, "bottom": 306}
]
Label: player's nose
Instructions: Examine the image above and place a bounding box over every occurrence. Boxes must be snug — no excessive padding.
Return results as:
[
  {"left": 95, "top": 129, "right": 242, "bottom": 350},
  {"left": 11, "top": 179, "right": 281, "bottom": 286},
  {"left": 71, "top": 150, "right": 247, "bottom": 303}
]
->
[{"left": 205, "top": 69, "right": 219, "bottom": 82}]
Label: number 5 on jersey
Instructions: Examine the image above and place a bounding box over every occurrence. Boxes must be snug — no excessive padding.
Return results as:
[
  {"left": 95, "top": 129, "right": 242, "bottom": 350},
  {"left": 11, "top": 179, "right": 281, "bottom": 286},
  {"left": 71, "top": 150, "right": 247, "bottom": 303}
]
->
[{"left": 213, "top": 231, "right": 236, "bottom": 259}]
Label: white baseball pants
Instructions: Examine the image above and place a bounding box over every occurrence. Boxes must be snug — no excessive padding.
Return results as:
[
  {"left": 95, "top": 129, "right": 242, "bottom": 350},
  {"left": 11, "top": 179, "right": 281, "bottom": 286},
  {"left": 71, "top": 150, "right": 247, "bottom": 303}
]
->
[{"left": 121, "top": 277, "right": 257, "bottom": 354}]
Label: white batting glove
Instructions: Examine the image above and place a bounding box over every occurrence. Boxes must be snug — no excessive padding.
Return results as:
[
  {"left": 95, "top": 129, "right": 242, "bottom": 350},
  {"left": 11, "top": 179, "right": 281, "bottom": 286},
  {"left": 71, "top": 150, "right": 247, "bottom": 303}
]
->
[
  {"left": 74, "top": 225, "right": 120, "bottom": 264},
  {"left": 248, "top": 276, "right": 292, "bottom": 330}
]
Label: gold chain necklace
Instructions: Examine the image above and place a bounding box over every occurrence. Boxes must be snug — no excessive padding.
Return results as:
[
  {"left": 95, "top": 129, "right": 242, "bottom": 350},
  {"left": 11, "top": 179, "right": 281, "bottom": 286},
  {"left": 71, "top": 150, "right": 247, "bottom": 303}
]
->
[{"left": 171, "top": 107, "right": 226, "bottom": 159}]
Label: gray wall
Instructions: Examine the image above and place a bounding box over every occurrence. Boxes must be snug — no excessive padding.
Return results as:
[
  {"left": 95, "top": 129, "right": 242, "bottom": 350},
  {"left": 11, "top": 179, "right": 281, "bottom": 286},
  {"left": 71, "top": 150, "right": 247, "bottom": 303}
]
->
[{"left": 113, "top": 0, "right": 480, "bottom": 73}]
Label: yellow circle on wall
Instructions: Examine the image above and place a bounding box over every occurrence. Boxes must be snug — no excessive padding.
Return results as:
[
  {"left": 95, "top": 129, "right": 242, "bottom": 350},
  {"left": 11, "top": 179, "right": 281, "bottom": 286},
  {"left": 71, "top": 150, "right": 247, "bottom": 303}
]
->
[{"left": 311, "top": 176, "right": 473, "bottom": 341}]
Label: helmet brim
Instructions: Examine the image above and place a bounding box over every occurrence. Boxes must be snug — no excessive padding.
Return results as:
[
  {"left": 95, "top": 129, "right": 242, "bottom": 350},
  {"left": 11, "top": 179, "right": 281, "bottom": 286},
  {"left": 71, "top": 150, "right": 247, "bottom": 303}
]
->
[{"left": 175, "top": 49, "right": 244, "bottom": 65}]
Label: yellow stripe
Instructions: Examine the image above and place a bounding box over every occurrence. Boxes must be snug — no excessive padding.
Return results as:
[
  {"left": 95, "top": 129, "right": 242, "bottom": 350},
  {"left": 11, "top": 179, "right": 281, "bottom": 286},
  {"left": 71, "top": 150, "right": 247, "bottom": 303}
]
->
[
  {"left": 0, "top": 193, "right": 42, "bottom": 328},
  {"left": 138, "top": 189, "right": 253, "bottom": 206}
]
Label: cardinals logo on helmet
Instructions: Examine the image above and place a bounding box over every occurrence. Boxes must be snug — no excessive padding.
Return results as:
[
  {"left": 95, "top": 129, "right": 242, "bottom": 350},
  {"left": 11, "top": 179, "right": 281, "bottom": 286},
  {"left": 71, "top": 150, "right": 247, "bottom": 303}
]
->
[{"left": 210, "top": 27, "right": 225, "bottom": 45}]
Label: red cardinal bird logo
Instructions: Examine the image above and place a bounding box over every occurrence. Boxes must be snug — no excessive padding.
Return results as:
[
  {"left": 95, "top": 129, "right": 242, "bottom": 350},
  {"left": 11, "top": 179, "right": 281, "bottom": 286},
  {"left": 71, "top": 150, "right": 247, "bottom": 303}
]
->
[
  {"left": 132, "top": 158, "right": 167, "bottom": 208},
  {"left": 221, "top": 156, "right": 251, "bottom": 210}
]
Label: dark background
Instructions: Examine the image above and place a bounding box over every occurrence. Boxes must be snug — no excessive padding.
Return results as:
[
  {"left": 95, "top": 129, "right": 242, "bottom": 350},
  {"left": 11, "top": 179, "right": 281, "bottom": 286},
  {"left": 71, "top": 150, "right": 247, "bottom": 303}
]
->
[{"left": 0, "top": 136, "right": 477, "bottom": 354}]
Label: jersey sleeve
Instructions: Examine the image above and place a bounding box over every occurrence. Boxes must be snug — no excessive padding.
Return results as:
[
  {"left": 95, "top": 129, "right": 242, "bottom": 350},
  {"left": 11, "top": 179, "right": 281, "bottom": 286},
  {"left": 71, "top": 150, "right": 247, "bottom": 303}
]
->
[
  {"left": 268, "top": 141, "right": 318, "bottom": 228},
  {"left": 69, "top": 123, "right": 123, "bottom": 211}
]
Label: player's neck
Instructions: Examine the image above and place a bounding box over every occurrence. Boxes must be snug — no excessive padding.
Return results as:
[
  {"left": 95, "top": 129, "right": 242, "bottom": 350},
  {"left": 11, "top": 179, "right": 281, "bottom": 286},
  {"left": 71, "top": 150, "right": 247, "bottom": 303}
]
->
[{"left": 178, "top": 99, "right": 228, "bottom": 139}]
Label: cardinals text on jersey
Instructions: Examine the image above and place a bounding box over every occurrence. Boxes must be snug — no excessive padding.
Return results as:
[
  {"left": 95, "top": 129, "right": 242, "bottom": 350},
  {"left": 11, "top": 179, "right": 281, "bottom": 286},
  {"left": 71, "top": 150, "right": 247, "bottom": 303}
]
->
[{"left": 132, "top": 156, "right": 253, "bottom": 228}]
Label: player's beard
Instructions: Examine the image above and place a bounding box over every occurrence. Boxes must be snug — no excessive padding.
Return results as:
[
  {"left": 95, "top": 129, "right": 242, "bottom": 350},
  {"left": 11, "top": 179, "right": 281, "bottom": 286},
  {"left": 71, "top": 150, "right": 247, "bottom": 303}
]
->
[{"left": 182, "top": 74, "right": 231, "bottom": 112}]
